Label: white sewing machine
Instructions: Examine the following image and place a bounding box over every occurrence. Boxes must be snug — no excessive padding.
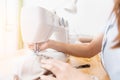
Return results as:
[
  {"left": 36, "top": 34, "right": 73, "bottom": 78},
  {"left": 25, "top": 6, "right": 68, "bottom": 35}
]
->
[
  {"left": 16, "top": 6, "right": 69, "bottom": 80},
  {"left": 21, "top": 6, "right": 69, "bottom": 53}
]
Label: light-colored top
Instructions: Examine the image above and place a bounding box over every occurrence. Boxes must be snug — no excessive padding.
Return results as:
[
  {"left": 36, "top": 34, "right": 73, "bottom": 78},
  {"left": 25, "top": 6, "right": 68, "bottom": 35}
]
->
[{"left": 101, "top": 16, "right": 120, "bottom": 80}]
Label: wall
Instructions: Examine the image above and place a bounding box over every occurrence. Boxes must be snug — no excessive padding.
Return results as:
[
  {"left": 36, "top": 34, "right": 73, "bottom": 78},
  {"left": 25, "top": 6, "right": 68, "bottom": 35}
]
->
[
  {"left": 23, "top": 0, "right": 113, "bottom": 36},
  {"left": 0, "top": 0, "right": 18, "bottom": 54}
]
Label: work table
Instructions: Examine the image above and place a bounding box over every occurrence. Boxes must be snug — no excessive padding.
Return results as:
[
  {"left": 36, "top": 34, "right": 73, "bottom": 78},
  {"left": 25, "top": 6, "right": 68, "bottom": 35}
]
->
[{"left": 0, "top": 49, "right": 109, "bottom": 80}]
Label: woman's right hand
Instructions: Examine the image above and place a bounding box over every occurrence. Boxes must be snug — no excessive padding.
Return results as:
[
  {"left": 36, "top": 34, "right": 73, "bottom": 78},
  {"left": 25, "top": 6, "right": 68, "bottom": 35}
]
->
[
  {"left": 28, "top": 40, "right": 50, "bottom": 51},
  {"left": 40, "top": 59, "right": 93, "bottom": 80}
]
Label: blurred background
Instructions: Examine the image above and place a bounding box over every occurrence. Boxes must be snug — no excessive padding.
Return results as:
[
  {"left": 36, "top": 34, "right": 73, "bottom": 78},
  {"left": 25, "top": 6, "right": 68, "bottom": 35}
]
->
[{"left": 0, "top": 0, "right": 113, "bottom": 55}]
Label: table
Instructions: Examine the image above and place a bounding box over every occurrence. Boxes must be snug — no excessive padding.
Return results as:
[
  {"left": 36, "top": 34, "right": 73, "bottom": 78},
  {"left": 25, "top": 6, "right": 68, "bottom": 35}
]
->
[
  {"left": 69, "top": 55, "right": 110, "bottom": 80},
  {"left": 0, "top": 49, "right": 109, "bottom": 80}
]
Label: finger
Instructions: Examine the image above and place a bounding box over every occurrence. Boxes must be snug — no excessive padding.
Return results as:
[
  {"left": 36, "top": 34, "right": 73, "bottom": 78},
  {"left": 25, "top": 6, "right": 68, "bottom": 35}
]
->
[
  {"left": 41, "top": 59, "right": 68, "bottom": 74},
  {"left": 39, "top": 42, "right": 48, "bottom": 50},
  {"left": 40, "top": 75, "right": 57, "bottom": 80},
  {"left": 28, "top": 44, "right": 34, "bottom": 49},
  {"left": 41, "top": 63, "right": 53, "bottom": 70},
  {"left": 13, "top": 75, "right": 19, "bottom": 80},
  {"left": 41, "top": 62, "right": 59, "bottom": 75},
  {"left": 41, "top": 59, "right": 66, "bottom": 67},
  {"left": 27, "top": 42, "right": 46, "bottom": 50}
]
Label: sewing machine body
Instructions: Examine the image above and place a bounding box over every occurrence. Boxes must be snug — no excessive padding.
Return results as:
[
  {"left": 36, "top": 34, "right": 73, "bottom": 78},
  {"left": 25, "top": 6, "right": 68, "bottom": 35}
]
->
[{"left": 18, "top": 6, "right": 69, "bottom": 79}]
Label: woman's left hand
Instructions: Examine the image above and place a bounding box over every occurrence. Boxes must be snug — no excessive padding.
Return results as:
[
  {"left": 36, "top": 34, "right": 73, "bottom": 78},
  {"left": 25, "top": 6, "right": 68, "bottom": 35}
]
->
[{"left": 40, "top": 59, "right": 92, "bottom": 80}]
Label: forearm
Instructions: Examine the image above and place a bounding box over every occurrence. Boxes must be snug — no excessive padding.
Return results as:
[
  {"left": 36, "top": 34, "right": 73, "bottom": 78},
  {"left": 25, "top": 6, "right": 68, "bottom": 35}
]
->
[
  {"left": 48, "top": 33, "right": 103, "bottom": 58},
  {"left": 28, "top": 31, "right": 103, "bottom": 59},
  {"left": 48, "top": 40, "right": 93, "bottom": 58}
]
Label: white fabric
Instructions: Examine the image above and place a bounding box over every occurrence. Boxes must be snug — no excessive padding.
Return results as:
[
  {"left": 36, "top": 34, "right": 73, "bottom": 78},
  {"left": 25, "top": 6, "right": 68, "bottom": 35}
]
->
[{"left": 15, "top": 50, "right": 67, "bottom": 80}]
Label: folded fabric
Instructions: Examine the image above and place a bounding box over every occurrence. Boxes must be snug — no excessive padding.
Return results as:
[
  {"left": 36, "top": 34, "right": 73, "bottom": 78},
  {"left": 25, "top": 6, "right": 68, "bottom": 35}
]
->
[{"left": 15, "top": 50, "right": 67, "bottom": 80}]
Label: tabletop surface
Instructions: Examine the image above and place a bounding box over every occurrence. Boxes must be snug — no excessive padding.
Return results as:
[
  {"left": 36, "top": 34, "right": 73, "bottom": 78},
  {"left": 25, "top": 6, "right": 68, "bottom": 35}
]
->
[{"left": 0, "top": 49, "right": 109, "bottom": 80}]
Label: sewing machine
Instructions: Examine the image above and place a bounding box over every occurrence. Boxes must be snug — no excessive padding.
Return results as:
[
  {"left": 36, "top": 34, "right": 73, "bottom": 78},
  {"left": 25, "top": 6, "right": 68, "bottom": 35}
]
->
[
  {"left": 17, "top": 6, "right": 69, "bottom": 80},
  {"left": 21, "top": 6, "right": 69, "bottom": 53}
]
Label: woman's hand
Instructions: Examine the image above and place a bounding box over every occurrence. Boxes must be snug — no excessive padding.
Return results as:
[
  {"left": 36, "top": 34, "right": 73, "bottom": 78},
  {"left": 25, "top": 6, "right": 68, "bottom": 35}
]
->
[
  {"left": 13, "top": 75, "right": 19, "bottom": 80},
  {"left": 28, "top": 40, "right": 50, "bottom": 51},
  {"left": 40, "top": 59, "right": 92, "bottom": 80}
]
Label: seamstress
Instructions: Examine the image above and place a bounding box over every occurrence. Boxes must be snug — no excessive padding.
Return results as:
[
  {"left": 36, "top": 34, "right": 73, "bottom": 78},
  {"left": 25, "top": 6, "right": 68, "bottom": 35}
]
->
[{"left": 28, "top": 0, "right": 120, "bottom": 80}]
